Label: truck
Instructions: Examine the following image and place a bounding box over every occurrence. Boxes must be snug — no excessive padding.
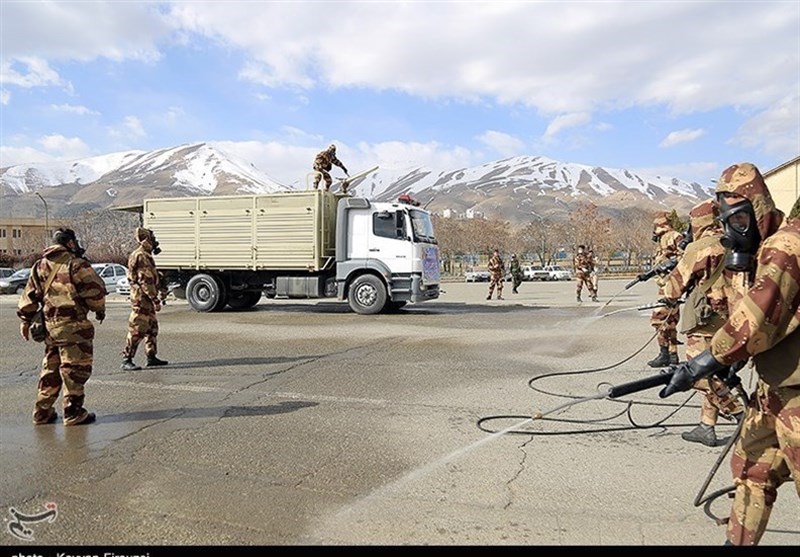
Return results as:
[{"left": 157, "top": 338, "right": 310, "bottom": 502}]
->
[{"left": 136, "top": 189, "right": 441, "bottom": 315}]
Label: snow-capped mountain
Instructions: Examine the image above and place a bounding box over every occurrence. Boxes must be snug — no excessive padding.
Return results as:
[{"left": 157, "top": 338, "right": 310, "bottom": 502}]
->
[{"left": 1, "top": 143, "right": 712, "bottom": 222}]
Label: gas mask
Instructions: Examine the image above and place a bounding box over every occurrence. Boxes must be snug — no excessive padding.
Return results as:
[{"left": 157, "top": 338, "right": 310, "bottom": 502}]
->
[
  {"left": 718, "top": 195, "right": 760, "bottom": 272},
  {"left": 53, "top": 228, "right": 86, "bottom": 257}
]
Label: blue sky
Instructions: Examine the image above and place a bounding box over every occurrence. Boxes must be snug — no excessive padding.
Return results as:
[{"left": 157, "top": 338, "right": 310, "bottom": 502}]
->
[{"left": 2, "top": 1, "right": 799, "bottom": 188}]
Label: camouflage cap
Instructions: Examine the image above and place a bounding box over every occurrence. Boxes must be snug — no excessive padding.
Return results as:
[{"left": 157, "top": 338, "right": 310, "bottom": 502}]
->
[
  {"left": 688, "top": 198, "right": 719, "bottom": 238},
  {"left": 715, "top": 163, "right": 783, "bottom": 240}
]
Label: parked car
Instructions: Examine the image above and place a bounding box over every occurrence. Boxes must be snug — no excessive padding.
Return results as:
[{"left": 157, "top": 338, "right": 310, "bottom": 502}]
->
[
  {"left": 464, "top": 268, "right": 490, "bottom": 282},
  {"left": 524, "top": 264, "right": 572, "bottom": 281},
  {"left": 116, "top": 276, "right": 131, "bottom": 296},
  {"left": 0, "top": 267, "right": 15, "bottom": 279},
  {"left": 0, "top": 268, "right": 32, "bottom": 294},
  {"left": 92, "top": 263, "right": 128, "bottom": 292}
]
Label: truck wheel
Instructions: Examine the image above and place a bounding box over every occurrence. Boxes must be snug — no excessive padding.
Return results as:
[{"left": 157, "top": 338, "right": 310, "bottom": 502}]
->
[
  {"left": 187, "top": 274, "right": 227, "bottom": 313},
  {"left": 348, "top": 274, "right": 387, "bottom": 315},
  {"left": 227, "top": 291, "right": 261, "bottom": 310}
]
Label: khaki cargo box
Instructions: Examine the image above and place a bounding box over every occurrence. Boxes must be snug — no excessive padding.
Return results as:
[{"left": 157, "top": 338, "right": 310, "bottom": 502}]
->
[{"left": 143, "top": 190, "right": 339, "bottom": 271}]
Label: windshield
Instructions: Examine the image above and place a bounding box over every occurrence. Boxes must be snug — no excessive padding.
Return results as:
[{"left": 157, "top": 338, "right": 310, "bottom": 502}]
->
[
  {"left": 408, "top": 209, "right": 437, "bottom": 244},
  {"left": 11, "top": 269, "right": 30, "bottom": 279}
]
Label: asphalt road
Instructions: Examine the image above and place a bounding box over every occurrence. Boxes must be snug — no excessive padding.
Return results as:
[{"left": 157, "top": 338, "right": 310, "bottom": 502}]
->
[{"left": 1, "top": 278, "right": 797, "bottom": 547}]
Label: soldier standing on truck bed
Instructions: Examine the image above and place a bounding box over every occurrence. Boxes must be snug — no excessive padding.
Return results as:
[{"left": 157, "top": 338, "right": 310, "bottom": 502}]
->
[{"left": 312, "top": 144, "right": 349, "bottom": 192}]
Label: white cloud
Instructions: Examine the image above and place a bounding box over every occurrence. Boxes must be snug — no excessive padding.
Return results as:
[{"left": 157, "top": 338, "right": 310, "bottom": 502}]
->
[
  {"left": 2, "top": 2, "right": 168, "bottom": 62},
  {"left": 732, "top": 93, "right": 800, "bottom": 160},
  {"left": 659, "top": 128, "right": 706, "bottom": 148},
  {"left": 0, "top": 89, "right": 9, "bottom": 105},
  {"left": 0, "top": 145, "right": 57, "bottom": 167},
  {"left": 37, "top": 134, "right": 92, "bottom": 160},
  {"left": 50, "top": 103, "right": 99, "bottom": 116},
  {"left": 543, "top": 113, "right": 592, "bottom": 141},
  {"left": 1, "top": 57, "right": 67, "bottom": 89},
  {"left": 108, "top": 116, "right": 147, "bottom": 141},
  {"left": 476, "top": 131, "right": 526, "bottom": 158}
]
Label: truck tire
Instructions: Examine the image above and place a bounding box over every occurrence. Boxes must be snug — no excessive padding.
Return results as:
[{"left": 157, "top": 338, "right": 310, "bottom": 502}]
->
[
  {"left": 226, "top": 291, "right": 261, "bottom": 310},
  {"left": 187, "top": 274, "right": 227, "bottom": 313},
  {"left": 347, "top": 274, "right": 387, "bottom": 315}
]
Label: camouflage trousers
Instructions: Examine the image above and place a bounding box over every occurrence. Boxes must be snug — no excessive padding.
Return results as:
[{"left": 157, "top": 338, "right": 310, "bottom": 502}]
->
[
  {"left": 574, "top": 271, "right": 596, "bottom": 299},
  {"left": 33, "top": 340, "right": 93, "bottom": 425},
  {"left": 650, "top": 305, "right": 680, "bottom": 350},
  {"left": 487, "top": 273, "right": 504, "bottom": 297},
  {"left": 725, "top": 380, "right": 800, "bottom": 545},
  {"left": 685, "top": 334, "right": 745, "bottom": 425},
  {"left": 312, "top": 165, "right": 333, "bottom": 191},
  {"left": 123, "top": 307, "right": 159, "bottom": 359}
]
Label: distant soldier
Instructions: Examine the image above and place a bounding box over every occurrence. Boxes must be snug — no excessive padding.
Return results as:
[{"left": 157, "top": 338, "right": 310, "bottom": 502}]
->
[
  {"left": 486, "top": 249, "right": 505, "bottom": 300},
  {"left": 509, "top": 254, "right": 523, "bottom": 294},
  {"left": 647, "top": 211, "right": 684, "bottom": 367},
  {"left": 661, "top": 199, "right": 744, "bottom": 446},
  {"left": 573, "top": 245, "right": 597, "bottom": 302},
  {"left": 312, "top": 143, "right": 349, "bottom": 192},
  {"left": 587, "top": 248, "right": 599, "bottom": 298},
  {"left": 121, "top": 227, "right": 168, "bottom": 371},
  {"left": 17, "top": 228, "right": 106, "bottom": 426}
]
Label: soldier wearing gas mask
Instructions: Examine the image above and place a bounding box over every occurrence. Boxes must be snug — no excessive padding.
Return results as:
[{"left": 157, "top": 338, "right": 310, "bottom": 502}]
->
[
  {"left": 17, "top": 228, "right": 107, "bottom": 425},
  {"left": 647, "top": 211, "right": 684, "bottom": 367},
  {"left": 659, "top": 163, "right": 799, "bottom": 546},
  {"left": 121, "top": 227, "right": 168, "bottom": 371}
]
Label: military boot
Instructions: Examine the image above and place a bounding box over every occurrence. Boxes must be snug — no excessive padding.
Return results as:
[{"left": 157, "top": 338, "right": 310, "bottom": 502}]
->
[
  {"left": 147, "top": 355, "right": 169, "bottom": 367},
  {"left": 681, "top": 424, "right": 717, "bottom": 447},
  {"left": 647, "top": 346, "right": 671, "bottom": 368},
  {"left": 121, "top": 358, "right": 141, "bottom": 371},
  {"left": 669, "top": 351, "right": 679, "bottom": 365}
]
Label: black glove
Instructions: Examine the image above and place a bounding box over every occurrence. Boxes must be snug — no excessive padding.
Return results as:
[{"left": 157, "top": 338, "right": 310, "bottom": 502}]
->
[
  {"left": 659, "top": 350, "right": 727, "bottom": 398},
  {"left": 96, "top": 311, "right": 105, "bottom": 323}
]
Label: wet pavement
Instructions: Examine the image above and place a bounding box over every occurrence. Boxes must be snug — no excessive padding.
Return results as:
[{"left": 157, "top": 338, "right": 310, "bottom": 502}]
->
[{"left": 1, "top": 278, "right": 797, "bottom": 546}]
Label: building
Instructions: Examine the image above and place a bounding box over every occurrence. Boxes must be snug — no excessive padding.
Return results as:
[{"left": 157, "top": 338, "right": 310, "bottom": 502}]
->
[
  {"left": 764, "top": 155, "right": 800, "bottom": 215},
  {"left": 0, "top": 218, "right": 62, "bottom": 256}
]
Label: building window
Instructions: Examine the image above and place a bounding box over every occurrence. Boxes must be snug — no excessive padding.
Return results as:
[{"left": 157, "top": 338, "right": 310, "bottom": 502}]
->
[
  {"left": 12, "top": 229, "right": 22, "bottom": 238},
  {"left": 14, "top": 249, "right": 22, "bottom": 255},
  {"left": 0, "top": 229, "right": 6, "bottom": 238}
]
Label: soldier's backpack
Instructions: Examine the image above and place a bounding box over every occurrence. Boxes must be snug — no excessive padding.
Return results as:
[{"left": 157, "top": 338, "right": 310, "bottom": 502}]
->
[{"left": 679, "top": 259, "right": 724, "bottom": 334}]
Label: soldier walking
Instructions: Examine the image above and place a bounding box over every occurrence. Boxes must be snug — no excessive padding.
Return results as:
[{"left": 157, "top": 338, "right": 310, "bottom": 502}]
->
[
  {"left": 312, "top": 143, "right": 349, "bottom": 192},
  {"left": 17, "top": 228, "right": 106, "bottom": 426},
  {"left": 486, "top": 249, "right": 505, "bottom": 300},
  {"left": 660, "top": 199, "right": 744, "bottom": 446},
  {"left": 509, "top": 254, "right": 523, "bottom": 294},
  {"left": 121, "top": 227, "right": 168, "bottom": 371}
]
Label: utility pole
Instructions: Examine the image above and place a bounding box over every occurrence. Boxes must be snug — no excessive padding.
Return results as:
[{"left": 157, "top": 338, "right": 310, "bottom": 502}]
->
[{"left": 34, "top": 192, "right": 49, "bottom": 246}]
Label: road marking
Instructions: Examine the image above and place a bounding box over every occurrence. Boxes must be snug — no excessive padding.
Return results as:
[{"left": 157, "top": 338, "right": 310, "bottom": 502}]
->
[
  {"left": 92, "top": 379, "right": 224, "bottom": 393},
  {"left": 274, "top": 392, "right": 389, "bottom": 405}
]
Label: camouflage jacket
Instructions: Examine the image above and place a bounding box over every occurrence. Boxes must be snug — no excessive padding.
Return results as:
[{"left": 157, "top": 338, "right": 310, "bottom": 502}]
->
[
  {"left": 654, "top": 229, "right": 683, "bottom": 288},
  {"left": 313, "top": 149, "right": 346, "bottom": 173},
  {"left": 17, "top": 244, "right": 106, "bottom": 341},
  {"left": 710, "top": 162, "right": 796, "bottom": 387},
  {"left": 128, "top": 245, "right": 160, "bottom": 308},
  {"left": 487, "top": 254, "right": 505, "bottom": 276},
  {"left": 509, "top": 258, "right": 522, "bottom": 277},
  {"left": 573, "top": 252, "right": 593, "bottom": 275}
]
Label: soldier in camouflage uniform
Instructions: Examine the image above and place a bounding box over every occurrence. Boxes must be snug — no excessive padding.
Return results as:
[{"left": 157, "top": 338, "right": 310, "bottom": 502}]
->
[
  {"left": 573, "top": 245, "right": 597, "bottom": 302},
  {"left": 486, "top": 249, "right": 505, "bottom": 300},
  {"left": 121, "top": 227, "right": 168, "bottom": 371},
  {"left": 661, "top": 199, "right": 744, "bottom": 446},
  {"left": 509, "top": 254, "right": 523, "bottom": 294},
  {"left": 312, "top": 144, "right": 349, "bottom": 192},
  {"left": 659, "top": 163, "right": 799, "bottom": 545},
  {"left": 647, "top": 211, "right": 684, "bottom": 367},
  {"left": 17, "top": 228, "right": 106, "bottom": 426}
]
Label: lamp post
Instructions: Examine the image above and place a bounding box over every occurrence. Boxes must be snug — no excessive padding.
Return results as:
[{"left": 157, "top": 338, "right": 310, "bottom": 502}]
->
[{"left": 34, "top": 192, "right": 49, "bottom": 245}]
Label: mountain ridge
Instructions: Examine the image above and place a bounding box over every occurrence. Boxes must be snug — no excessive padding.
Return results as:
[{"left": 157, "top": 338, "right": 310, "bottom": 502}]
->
[{"left": 1, "top": 142, "right": 712, "bottom": 223}]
